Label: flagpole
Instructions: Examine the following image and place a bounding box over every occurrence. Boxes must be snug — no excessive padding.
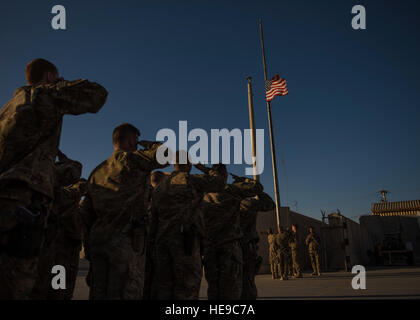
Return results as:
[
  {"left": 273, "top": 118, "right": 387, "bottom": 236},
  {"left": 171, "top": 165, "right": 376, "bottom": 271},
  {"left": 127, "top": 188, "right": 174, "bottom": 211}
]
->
[
  {"left": 247, "top": 76, "right": 259, "bottom": 181},
  {"left": 259, "top": 19, "right": 282, "bottom": 229}
]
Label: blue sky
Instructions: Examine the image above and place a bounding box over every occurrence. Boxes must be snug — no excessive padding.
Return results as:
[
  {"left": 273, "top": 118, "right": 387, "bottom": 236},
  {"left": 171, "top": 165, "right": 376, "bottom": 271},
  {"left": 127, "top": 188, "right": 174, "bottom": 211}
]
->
[{"left": 1, "top": 0, "right": 419, "bottom": 221}]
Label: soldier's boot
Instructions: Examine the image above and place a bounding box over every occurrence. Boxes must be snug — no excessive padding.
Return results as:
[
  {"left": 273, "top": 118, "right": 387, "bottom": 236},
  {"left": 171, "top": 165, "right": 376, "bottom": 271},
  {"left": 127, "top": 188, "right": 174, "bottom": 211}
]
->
[
  {"left": 311, "top": 260, "right": 317, "bottom": 276},
  {"left": 315, "top": 256, "right": 321, "bottom": 276}
]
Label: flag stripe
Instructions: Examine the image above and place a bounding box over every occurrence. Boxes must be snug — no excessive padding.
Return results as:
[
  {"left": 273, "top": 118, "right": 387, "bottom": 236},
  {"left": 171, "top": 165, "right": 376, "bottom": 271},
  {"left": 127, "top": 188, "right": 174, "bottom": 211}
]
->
[{"left": 265, "top": 77, "right": 288, "bottom": 102}]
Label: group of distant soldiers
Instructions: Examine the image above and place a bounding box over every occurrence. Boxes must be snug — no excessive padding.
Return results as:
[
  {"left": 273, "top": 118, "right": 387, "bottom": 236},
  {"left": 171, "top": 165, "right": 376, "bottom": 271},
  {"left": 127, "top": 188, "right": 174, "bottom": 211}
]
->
[
  {"left": 0, "top": 58, "right": 276, "bottom": 300},
  {"left": 267, "top": 225, "right": 321, "bottom": 280}
]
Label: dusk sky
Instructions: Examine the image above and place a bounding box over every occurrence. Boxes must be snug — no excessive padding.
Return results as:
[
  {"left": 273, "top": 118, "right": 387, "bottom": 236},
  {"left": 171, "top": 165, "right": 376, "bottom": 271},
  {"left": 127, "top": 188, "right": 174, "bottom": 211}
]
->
[{"left": 1, "top": 0, "right": 419, "bottom": 222}]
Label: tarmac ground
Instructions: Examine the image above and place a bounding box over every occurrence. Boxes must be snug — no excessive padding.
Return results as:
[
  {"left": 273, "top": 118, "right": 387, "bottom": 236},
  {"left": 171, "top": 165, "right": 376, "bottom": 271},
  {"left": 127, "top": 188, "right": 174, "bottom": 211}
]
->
[{"left": 73, "top": 260, "right": 420, "bottom": 300}]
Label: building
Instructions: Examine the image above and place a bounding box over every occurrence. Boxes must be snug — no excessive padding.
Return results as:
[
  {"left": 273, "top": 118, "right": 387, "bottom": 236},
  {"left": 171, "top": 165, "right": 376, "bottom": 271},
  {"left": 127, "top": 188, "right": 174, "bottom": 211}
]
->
[{"left": 372, "top": 200, "right": 420, "bottom": 217}]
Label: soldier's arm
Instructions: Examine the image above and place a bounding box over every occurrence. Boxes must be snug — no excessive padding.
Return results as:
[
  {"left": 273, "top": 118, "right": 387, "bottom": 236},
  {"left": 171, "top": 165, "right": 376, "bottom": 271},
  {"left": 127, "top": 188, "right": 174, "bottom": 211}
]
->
[
  {"left": 228, "top": 178, "right": 263, "bottom": 199},
  {"left": 190, "top": 168, "right": 225, "bottom": 193},
  {"left": 79, "top": 193, "right": 96, "bottom": 260},
  {"left": 57, "top": 183, "right": 84, "bottom": 209},
  {"left": 130, "top": 141, "right": 169, "bottom": 172},
  {"left": 305, "top": 234, "right": 311, "bottom": 246},
  {"left": 254, "top": 192, "right": 275, "bottom": 212},
  {"left": 34, "top": 79, "right": 108, "bottom": 115}
]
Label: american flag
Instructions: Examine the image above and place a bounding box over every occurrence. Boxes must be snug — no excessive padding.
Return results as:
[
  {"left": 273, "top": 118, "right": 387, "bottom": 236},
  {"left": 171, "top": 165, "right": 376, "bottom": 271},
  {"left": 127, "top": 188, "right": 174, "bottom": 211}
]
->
[{"left": 265, "top": 74, "right": 288, "bottom": 102}]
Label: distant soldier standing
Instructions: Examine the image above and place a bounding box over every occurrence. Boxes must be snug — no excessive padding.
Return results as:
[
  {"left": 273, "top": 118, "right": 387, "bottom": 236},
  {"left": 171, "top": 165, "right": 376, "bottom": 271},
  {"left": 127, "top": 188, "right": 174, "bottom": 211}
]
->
[
  {"left": 0, "top": 59, "right": 107, "bottom": 299},
  {"left": 289, "top": 224, "right": 302, "bottom": 278},
  {"left": 305, "top": 227, "right": 321, "bottom": 276},
  {"left": 238, "top": 182, "right": 275, "bottom": 299},
  {"left": 149, "top": 152, "right": 225, "bottom": 300},
  {"left": 267, "top": 228, "right": 278, "bottom": 279},
  {"left": 80, "top": 123, "right": 167, "bottom": 300},
  {"left": 201, "top": 166, "right": 263, "bottom": 300},
  {"left": 275, "top": 226, "right": 290, "bottom": 280},
  {"left": 286, "top": 227, "right": 294, "bottom": 277}
]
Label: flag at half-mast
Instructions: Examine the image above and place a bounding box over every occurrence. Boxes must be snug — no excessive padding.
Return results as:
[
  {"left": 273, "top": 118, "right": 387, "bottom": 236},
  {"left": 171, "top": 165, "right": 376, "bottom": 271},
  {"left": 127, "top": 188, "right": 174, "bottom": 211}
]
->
[{"left": 265, "top": 74, "right": 288, "bottom": 102}]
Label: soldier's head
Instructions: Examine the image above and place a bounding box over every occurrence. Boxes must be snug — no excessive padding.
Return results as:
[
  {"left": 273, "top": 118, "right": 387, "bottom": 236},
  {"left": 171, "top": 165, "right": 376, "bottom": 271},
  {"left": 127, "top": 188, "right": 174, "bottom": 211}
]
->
[
  {"left": 278, "top": 225, "right": 283, "bottom": 233},
  {"left": 174, "top": 150, "right": 192, "bottom": 173},
  {"left": 113, "top": 123, "right": 140, "bottom": 152},
  {"left": 150, "top": 171, "right": 166, "bottom": 188},
  {"left": 26, "top": 58, "right": 59, "bottom": 86},
  {"left": 267, "top": 228, "right": 273, "bottom": 235},
  {"left": 212, "top": 164, "right": 228, "bottom": 182},
  {"left": 309, "top": 226, "right": 314, "bottom": 234},
  {"left": 292, "top": 224, "right": 298, "bottom": 233},
  {"left": 55, "top": 160, "right": 83, "bottom": 187}
]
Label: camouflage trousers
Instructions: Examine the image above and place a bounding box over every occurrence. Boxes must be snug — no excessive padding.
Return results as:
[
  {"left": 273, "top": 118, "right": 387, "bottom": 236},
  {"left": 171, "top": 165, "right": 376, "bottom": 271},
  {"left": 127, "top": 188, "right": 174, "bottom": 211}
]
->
[
  {"left": 309, "top": 250, "right": 320, "bottom": 275},
  {"left": 291, "top": 248, "right": 302, "bottom": 276},
  {"left": 275, "top": 250, "right": 290, "bottom": 279},
  {"left": 89, "top": 229, "right": 146, "bottom": 300},
  {"left": 241, "top": 240, "right": 261, "bottom": 300},
  {"left": 51, "top": 239, "right": 81, "bottom": 299},
  {"left": 143, "top": 240, "right": 154, "bottom": 300},
  {"left": 152, "top": 235, "right": 202, "bottom": 300},
  {"left": 0, "top": 254, "right": 38, "bottom": 300},
  {"left": 30, "top": 243, "right": 55, "bottom": 299},
  {"left": 31, "top": 237, "right": 81, "bottom": 300},
  {"left": 0, "top": 194, "right": 38, "bottom": 300},
  {"left": 203, "top": 240, "right": 243, "bottom": 300},
  {"left": 269, "top": 247, "right": 278, "bottom": 278}
]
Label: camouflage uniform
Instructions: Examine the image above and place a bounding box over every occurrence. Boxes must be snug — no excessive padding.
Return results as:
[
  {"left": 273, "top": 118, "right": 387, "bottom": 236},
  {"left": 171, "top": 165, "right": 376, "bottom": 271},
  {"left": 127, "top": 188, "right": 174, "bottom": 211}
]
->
[
  {"left": 150, "top": 169, "right": 224, "bottom": 300},
  {"left": 275, "top": 230, "right": 290, "bottom": 280},
  {"left": 49, "top": 180, "right": 86, "bottom": 300},
  {"left": 286, "top": 229, "right": 294, "bottom": 277},
  {"left": 239, "top": 191, "right": 275, "bottom": 300},
  {"left": 267, "top": 233, "right": 278, "bottom": 279},
  {"left": 143, "top": 172, "right": 169, "bottom": 300},
  {"left": 80, "top": 142, "right": 166, "bottom": 300},
  {"left": 0, "top": 79, "right": 107, "bottom": 300},
  {"left": 201, "top": 179, "right": 262, "bottom": 300},
  {"left": 289, "top": 230, "right": 302, "bottom": 278},
  {"left": 31, "top": 155, "right": 85, "bottom": 300},
  {"left": 305, "top": 231, "right": 321, "bottom": 276}
]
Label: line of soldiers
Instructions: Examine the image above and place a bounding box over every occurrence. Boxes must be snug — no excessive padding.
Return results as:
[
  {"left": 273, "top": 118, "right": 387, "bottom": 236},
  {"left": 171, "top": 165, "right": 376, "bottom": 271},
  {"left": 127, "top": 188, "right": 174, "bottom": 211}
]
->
[
  {"left": 268, "top": 225, "right": 321, "bottom": 280},
  {"left": 0, "top": 59, "right": 275, "bottom": 300}
]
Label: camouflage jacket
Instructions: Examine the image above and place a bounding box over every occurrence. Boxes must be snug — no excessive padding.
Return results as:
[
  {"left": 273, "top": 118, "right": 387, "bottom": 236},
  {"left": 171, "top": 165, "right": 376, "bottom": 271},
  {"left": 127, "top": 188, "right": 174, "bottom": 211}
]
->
[
  {"left": 275, "top": 231, "right": 290, "bottom": 252},
  {"left": 267, "top": 233, "right": 277, "bottom": 258},
  {"left": 0, "top": 79, "right": 107, "bottom": 200},
  {"left": 53, "top": 181, "right": 86, "bottom": 243},
  {"left": 239, "top": 191, "right": 275, "bottom": 244},
  {"left": 289, "top": 231, "right": 301, "bottom": 250},
  {"left": 45, "top": 157, "right": 86, "bottom": 247},
  {"left": 80, "top": 143, "right": 167, "bottom": 246},
  {"left": 305, "top": 233, "right": 320, "bottom": 252},
  {"left": 201, "top": 179, "right": 263, "bottom": 248},
  {"left": 150, "top": 169, "right": 225, "bottom": 244}
]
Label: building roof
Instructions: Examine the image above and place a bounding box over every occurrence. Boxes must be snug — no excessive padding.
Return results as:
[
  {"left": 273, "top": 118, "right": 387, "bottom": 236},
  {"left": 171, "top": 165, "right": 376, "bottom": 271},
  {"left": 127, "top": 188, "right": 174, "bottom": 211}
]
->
[{"left": 372, "top": 200, "right": 420, "bottom": 216}]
